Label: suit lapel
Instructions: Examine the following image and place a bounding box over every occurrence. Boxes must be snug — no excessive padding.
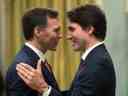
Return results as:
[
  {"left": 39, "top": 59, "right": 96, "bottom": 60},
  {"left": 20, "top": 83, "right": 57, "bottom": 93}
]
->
[
  {"left": 22, "top": 45, "right": 40, "bottom": 68},
  {"left": 72, "top": 44, "right": 106, "bottom": 82},
  {"left": 74, "top": 59, "right": 87, "bottom": 79},
  {"left": 22, "top": 45, "right": 59, "bottom": 90}
]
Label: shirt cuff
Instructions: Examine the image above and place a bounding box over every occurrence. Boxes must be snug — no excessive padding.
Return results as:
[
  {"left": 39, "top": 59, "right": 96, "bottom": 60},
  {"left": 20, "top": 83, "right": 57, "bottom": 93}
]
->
[{"left": 42, "top": 85, "right": 52, "bottom": 96}]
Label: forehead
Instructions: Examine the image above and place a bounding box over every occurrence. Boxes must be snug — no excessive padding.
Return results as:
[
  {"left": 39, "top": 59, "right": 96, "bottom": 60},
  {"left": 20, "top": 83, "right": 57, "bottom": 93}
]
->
[{"left": 68, "top": 22, "right": 80, "bottom": 28}]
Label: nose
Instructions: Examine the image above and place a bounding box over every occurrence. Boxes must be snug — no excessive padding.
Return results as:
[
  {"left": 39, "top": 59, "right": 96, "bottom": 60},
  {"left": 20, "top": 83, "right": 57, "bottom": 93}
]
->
[
  {"left": 66, "top": 34, "right": 72, "bottom": 40},
  {"left": 58, "top": 34, "right": 62, "bottom": 39}
]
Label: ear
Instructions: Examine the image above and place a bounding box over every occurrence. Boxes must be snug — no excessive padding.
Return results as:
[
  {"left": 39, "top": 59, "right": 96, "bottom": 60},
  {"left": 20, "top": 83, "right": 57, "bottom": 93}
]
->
[
  {"left": 33, "top": 26, "right": 40, "bottom": 37},
  {"left": 33, "top": 26, "right": 46, "bottom": 37},
  {"left": 86, "top": 26, "right": 95, "bottom": 35}
]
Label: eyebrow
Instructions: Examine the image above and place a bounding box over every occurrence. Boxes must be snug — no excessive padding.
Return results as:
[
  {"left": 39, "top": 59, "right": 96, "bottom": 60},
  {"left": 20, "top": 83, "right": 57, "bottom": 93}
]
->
[
  {"left": 68, "top": 26, "right": 75, "bottom": 31},
  {"left": 54, "top": 27, "right": 61, "bottom": 32}
]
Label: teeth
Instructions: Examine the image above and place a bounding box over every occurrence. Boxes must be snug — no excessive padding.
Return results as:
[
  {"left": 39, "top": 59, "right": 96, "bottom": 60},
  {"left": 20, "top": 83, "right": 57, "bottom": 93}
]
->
[{"left": 73, "top": 43, "right": 77, "bottom": 47}]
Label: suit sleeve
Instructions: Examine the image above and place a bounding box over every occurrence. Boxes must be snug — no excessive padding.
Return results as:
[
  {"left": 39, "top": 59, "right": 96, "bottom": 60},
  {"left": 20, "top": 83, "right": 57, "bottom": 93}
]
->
[{"left": 6, "top": 60, "right": 38, "bottom": 96}]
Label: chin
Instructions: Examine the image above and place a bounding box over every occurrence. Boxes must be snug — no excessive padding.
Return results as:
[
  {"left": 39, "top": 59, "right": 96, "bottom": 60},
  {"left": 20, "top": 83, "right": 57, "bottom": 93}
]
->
[
  {"left": 73, "top": 47, "right": 81, "bottom": 51},
  {"left": 73, "top": 45, "right": 84, "bottom": 51},
  {"left": 72, "top": 44, "right": 80, "bottom": 51}
]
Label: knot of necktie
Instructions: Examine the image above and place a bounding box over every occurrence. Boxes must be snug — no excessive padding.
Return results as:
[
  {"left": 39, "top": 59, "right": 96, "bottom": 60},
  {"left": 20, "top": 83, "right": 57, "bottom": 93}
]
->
[
  {"left": 79, "top": 59, "right": 86, "bottom": 69},
  {"left": 41, "top": 59, "right": 52, "bottom": 73}
]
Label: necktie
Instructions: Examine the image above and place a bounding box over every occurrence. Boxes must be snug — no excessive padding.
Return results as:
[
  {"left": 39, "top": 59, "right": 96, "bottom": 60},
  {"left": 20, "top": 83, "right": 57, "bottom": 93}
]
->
[
  {"left": 41, "top": 60, "right": 59, "bottom": 91},
  {"left": 76, "top": 58, "right": 86, "bottom": 76},
  {"left": 41, "top": 60, "right": 52, "bottom": 73},
  {"left": 79, "top": 59, "right": 85, "bottom": 69}
]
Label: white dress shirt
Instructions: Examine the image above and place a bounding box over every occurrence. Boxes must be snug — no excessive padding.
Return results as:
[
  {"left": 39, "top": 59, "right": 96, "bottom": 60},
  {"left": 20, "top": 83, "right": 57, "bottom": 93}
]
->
[
  {"left": 81, "top": 41, "right": 104, "bottom": 61},
  {"left": 25, "top": 42, "right": 46, "bottom": 62}
]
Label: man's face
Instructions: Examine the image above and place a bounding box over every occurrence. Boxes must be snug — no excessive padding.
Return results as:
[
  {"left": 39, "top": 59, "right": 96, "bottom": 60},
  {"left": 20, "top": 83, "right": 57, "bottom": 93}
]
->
[
  {"left": 38, "top": 17, "right": 61, "bottom": 51},
  {"left": 67, "top": 22, "right": 89, "bottom": 51}
]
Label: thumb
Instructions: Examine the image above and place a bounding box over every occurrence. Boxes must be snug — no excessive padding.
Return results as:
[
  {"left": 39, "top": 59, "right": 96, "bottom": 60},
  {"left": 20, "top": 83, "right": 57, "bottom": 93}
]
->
[{"left": 37, "top": 59, "right": 42, "bottom": 73}]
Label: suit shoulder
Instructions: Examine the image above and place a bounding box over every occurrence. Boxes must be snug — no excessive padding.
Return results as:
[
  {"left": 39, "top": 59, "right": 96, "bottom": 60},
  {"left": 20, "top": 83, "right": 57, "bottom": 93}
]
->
[{"left": 6, "top": 49, "right": 34, "bottom": 80}]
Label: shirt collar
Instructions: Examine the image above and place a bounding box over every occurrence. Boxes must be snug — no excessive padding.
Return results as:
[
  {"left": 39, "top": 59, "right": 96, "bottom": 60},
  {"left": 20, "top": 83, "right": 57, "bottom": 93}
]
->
[
  {"left": 81, "top": 41, "right": 104, "bottom": 61},
  {"left": 25, "top": 42, "right": 45, "bottom": 62}
]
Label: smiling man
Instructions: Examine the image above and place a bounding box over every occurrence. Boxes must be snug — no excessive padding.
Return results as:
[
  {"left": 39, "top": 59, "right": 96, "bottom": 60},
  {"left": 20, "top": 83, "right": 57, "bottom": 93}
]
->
[{"left": 66, "top": 4, "right": 116, "bottom": 96}]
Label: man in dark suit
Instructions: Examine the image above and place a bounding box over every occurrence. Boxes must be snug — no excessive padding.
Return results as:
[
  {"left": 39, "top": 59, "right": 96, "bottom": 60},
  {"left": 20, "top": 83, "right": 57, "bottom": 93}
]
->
[
  {"left": 65, "top": 5, "right": 116, "bottom": 96},
  {"left": 6, "top": 8, "right": 61, "bottom": 96},
  {"left": 16, "top": 4, "right": 116, "bottom": 96}
]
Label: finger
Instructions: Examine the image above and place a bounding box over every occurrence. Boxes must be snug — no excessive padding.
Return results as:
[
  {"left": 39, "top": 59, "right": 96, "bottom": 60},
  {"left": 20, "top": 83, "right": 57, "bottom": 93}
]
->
[
  {"left": 16, "top": 65, "right": 30, "bottom": 78},
  {"left": 20, "top": 63, "right": 35, "bottom": 72},
  {"left": 37, "top": 59, "right": 42, "bottom": 73},
  {"left": 16, "top": 64, "right": 36, "bottom": 78},
  {"left": 16, "top": 64, "right": 30, "bottom": 74},
  {"left": 17, "top": 71, "right": 31, "bottom": 86},
  {"left": 17, "top": 67, "right": 33, "bottom": 82}
]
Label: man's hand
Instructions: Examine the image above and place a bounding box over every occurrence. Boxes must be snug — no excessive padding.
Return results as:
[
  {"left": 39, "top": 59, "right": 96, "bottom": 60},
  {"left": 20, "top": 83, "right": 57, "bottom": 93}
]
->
[{"left": 16, "top": 59, "right": 48, "bottom": 93}]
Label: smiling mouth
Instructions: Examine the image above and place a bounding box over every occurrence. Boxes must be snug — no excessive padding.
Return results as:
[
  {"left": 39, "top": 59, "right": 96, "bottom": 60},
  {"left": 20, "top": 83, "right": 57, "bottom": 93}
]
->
[{"left": 72, "top": 41, "right": 78, "bottom": 47}]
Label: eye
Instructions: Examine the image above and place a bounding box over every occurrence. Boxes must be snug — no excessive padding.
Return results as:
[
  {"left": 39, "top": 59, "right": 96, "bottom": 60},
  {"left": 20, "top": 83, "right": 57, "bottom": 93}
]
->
[
  {"left": 68, "top": 26, "right": 75, "bottom": 32},
  {"left": 54, "top": 27, "right": 60, "bottom": 33}
]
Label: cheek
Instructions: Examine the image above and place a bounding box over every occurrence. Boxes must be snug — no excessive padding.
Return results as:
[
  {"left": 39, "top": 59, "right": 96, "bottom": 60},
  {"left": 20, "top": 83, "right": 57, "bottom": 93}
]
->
[
  {"left": 47, "top": 34, "right": 57, "bottom": 43},
  {"left": 77, "top": 31, "right": 87, "bottom": 40},
  {"left": 39, "top": 32, "right": 49, "bottom": 40},
  {"left": 73, "top": 32, "right": 86, "bottom": 45},
  {"left": 44, "top": 32, "right": 54, "bottom": 41},
  {"left": 79, "top": 38, "right": 86, "bottom": 46},
  {"left": 73, "top": 32, "right": 83, "bottom": 40}
]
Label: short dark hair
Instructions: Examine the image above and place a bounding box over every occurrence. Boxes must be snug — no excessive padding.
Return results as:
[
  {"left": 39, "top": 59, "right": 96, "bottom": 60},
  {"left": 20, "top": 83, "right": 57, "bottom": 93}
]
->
[
  {"left": 67, "top": 4, "right": 107, "bottom": 40},
  {"left": 22, "top": 8, "right": 58, "bottom": 40}
]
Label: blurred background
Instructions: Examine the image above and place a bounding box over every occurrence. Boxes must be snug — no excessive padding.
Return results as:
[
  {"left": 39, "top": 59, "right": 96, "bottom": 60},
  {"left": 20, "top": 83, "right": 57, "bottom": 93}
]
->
[{"left": 0, "top": 0, "right": 128, "bottom": 96}]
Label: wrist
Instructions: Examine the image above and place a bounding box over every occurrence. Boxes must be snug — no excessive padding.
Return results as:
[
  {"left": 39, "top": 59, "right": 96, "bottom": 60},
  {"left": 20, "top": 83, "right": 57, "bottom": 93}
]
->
[
  {"left": 42, "top": 86, "right": 52, "bottom": 96},
  {"left": 38, "top": 84, "right": 49, "bottom": 94},
  {"left": 43, "top": 86, "right": 49, "bottom": 92}
]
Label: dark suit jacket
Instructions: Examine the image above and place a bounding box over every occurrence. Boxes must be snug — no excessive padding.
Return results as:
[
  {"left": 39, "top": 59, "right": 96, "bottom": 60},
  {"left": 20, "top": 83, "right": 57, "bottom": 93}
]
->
[
  {"left": 6, "top": 45, "right": 60, "bottom": 96},
  {"left": 50, "top": 44, "right": 116, "bottom": 96}
]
